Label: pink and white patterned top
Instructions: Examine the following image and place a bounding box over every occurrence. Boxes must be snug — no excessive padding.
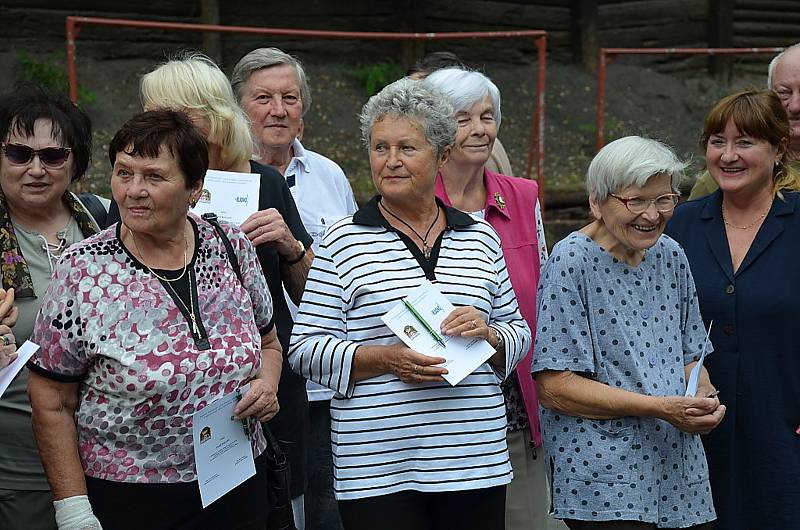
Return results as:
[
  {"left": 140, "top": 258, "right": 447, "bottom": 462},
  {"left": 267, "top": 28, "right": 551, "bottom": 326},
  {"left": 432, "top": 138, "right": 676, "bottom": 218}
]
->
[{"left": 29, "top": 216, "right": 273, "bottom": 484}]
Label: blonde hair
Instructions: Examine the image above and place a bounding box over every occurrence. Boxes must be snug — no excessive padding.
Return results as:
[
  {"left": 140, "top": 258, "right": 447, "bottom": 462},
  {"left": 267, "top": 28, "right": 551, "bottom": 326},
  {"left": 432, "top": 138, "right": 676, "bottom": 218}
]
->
[
  {"left": 140, "top": 52, "right": 255, "bottom": 170},
  {"left": 702, "top": 89, "right": 800, "bottom": 195}
]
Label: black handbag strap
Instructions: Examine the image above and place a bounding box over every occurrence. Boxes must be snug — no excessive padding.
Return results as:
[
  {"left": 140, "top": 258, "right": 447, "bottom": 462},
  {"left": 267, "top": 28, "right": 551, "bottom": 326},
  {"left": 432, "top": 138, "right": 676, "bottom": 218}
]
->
[
  {"left": 78, "top": 193, "right": 109, "bottom": 229},
  {"left": 202, "top": 212, "right": 295, "bottom": 529},
  {"left": 201, "top": 212, "right": 243, "bottom": 284}
]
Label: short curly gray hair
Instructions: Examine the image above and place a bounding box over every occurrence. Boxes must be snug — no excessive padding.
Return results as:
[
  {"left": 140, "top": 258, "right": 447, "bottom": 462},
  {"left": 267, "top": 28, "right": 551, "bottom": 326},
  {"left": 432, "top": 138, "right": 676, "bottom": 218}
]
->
[
  {"left": 359, "top": 78, "right": 456, "bottom": 157},
  {"left": 231, "top": 47, "right": 312, "bottom": 116},
  {"left": 586, "top": 136, "right": 687, "bottom": 200}
]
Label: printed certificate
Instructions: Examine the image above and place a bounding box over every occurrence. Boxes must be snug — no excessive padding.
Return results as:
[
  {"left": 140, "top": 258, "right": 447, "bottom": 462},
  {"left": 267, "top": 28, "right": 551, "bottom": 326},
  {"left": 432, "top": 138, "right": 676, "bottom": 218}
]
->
[
  {"left": 192, "top": 384, "right": 256, "bottom": 508},
  {"left": 685, "top": 322, "right": 713, "bottom": 397},
  {"left": 191, "top": 169, "right": 260, "bottom": 226}
]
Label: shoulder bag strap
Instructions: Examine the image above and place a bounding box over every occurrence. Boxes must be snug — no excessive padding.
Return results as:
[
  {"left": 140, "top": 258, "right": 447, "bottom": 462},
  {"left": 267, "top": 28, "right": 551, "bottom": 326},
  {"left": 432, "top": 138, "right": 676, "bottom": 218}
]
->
[{"left": 201, "top": 213, "right": 244, "bottom": 284}]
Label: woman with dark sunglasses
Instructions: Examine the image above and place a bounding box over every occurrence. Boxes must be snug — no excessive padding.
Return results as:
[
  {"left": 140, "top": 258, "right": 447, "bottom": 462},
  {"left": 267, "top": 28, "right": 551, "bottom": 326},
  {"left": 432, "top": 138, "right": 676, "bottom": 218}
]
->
[{"left": 0, "top": 84, "right": 107, "bottom": 530}]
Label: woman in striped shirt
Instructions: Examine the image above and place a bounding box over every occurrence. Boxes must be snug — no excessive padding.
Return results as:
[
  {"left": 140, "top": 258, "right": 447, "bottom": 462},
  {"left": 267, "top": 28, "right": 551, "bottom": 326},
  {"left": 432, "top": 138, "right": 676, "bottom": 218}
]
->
[{"left": 288, "top": 78, "right": 530, "bottom": 530}]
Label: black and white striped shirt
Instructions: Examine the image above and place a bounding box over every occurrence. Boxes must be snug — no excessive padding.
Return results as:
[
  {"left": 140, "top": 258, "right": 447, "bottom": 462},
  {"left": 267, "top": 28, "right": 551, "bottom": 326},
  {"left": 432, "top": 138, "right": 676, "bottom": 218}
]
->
[{"left": 289, "top": 196, "right": 531, "bottom": 500}]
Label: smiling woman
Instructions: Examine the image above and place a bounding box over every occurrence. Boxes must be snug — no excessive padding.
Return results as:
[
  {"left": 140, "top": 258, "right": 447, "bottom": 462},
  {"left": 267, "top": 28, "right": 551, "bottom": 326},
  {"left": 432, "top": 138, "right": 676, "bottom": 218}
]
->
[
  {"left": 533, "top": 136, "right": 723, "bottom": 530},
  {"left": 423, "top": 68, "right": 551, "bottom": 530},
  {"left": 665, "top": 89, "right": 800, "bottom": 530}
]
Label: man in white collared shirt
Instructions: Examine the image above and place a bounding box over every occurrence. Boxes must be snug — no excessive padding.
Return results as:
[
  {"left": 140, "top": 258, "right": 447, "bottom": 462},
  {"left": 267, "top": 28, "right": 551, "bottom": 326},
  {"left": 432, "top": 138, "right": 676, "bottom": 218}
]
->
[{"left": 232, "top": 47, "right": 357, "bottom": 530}]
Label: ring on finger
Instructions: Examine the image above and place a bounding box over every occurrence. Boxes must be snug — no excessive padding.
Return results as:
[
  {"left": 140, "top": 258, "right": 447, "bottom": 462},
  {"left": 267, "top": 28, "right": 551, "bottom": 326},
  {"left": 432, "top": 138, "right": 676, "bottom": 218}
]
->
[
  {"left": 470, "top": 320, "right": 478, "bottom": 329},
  {"left": 1, "top": 335, "right": 10, "bottom": 346},
  {"left": 412, "top": 364, "right": 418, "bottom": 374}
]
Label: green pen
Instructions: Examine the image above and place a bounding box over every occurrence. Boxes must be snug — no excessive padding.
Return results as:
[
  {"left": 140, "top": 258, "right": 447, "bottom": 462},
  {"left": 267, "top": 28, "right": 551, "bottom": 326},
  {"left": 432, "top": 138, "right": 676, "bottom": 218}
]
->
[{"left": 403, "top": 299, "right": 447, "bottom": 348}]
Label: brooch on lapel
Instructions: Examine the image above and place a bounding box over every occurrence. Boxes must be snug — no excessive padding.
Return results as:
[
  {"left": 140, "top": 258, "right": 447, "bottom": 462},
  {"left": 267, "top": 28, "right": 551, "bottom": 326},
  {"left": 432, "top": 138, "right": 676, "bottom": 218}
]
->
[{"left": 494, "top": 192, "right": 506, "bottom": 209}]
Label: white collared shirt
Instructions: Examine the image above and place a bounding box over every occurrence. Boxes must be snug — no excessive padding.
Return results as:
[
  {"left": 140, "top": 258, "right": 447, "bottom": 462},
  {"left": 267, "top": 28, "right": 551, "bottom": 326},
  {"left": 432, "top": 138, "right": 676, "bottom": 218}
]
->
[{"left": 283, "top": 138, "right": 358, "bottom": 252}]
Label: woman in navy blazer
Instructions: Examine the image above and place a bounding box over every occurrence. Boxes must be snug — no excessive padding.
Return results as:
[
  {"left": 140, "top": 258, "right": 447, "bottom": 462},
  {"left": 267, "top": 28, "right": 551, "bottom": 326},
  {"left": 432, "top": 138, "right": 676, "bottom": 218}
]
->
[{"left": 666, "top": 89, "right": 800, "bottom": 530}]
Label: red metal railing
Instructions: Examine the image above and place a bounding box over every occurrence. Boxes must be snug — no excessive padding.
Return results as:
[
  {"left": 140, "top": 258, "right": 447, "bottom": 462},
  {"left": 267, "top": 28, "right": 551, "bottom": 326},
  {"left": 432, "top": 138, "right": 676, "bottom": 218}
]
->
[
  {"left": 595, "top": 47, "right": 785, "bottom": 150},
  {"left": 65, "top": 16, "right": 548, "bottom": 203}
]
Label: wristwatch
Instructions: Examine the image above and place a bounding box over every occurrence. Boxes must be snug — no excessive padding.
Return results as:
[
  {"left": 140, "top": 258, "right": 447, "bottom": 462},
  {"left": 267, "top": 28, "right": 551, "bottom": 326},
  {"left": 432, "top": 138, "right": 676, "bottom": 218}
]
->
[{"left": 283, "top": 239, "right": 306, "bottom": 265}]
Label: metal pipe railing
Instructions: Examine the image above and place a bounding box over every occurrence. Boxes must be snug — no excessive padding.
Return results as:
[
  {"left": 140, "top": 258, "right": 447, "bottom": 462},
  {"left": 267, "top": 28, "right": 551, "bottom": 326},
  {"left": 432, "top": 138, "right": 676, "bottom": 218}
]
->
[
  {"left": 65, "top": 16, "right": 548, "bottom": 205},
  {"left": 595, "top": 46, "right": 785, "bottom": 150}
]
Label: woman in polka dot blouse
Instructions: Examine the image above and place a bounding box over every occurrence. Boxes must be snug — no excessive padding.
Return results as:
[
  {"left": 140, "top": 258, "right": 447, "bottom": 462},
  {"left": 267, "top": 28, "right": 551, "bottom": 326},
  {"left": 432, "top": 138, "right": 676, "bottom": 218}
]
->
[{"left": 532, "top": 136, "right": 726, "bottom": 530}]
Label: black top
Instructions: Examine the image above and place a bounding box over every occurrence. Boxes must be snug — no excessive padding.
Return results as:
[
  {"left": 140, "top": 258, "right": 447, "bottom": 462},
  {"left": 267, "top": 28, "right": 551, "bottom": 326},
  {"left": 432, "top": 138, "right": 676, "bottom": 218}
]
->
[{"left": 249, "top": 160, "right": 313, "bottom": 497}]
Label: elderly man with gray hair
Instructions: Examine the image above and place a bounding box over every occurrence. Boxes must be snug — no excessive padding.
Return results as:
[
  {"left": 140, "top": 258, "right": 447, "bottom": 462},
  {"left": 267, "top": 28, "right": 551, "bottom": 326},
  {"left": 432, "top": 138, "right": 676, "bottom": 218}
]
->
[
  {"left": 690, "top": 41, "right": 800, "bottom": 199},
  {"left": 232, "top": 47, "right": 357, "bottom": 530}
]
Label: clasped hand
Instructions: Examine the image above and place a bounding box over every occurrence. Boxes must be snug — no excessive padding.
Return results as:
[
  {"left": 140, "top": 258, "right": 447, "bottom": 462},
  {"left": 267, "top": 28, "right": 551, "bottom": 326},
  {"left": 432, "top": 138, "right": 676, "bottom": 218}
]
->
[{"left": 659, "top": 387, "right": 726, "bottom": 435}]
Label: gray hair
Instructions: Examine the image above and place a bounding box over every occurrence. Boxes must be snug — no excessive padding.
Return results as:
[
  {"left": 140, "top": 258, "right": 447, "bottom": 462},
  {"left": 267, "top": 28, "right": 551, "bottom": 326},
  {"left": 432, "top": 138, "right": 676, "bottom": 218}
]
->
[
  {"left": 768, "top": 42, "right": 800, "bottom": 88},
  {"left": 586, "top": 136, "right": 687, "bottom": 200},
  {"left": 230, "top": 47, "right": 312, "bottom": 116},
  {"left": 359, "top": 78, "right": 456, "bottom": 157},
  {"left": 423, "top": 68, "right": 502, "bottom": 127}
]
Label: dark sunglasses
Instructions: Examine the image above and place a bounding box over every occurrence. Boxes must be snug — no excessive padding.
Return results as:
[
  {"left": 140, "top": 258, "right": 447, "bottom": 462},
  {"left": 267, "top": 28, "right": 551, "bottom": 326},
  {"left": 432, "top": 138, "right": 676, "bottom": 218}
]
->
[{"left": 1, "top": 143, "right": 71, "bottom": 168}]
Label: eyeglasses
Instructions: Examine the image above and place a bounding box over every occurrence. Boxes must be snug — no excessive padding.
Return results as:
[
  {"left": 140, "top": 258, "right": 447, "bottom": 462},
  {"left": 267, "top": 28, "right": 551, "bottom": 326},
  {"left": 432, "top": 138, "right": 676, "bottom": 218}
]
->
[
  {"left": 609, "top": 193, "right": 680, "bottom": 214},
  {"left": 1, "top": 143, "right": 72, "bottom": 169}
]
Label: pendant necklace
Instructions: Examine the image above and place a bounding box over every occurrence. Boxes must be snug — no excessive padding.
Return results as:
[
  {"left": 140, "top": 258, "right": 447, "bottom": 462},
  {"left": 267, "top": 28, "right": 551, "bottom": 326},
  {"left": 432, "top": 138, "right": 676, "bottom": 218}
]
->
[
  {"left": 127, "top": 224, "right": 201, "bottom": 336},
  {"left": 163, "top": 268, "right": 202, "bottom": 336},
  {"left": 379, "top": 201, "right": 441, "bottom": 258}
]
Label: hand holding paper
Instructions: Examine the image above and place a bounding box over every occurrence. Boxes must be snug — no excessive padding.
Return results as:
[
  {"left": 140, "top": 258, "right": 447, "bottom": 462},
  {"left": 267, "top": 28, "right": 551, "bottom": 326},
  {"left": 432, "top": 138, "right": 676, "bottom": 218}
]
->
[
  {"left": 193, "top": 384, "right": 257, "bottom": 508},
  {"left": 382, "top": 281, "right": 496, "bottom": 386},
  {"left": 0, "top": 341, "right": 39, "bottom": 398}
]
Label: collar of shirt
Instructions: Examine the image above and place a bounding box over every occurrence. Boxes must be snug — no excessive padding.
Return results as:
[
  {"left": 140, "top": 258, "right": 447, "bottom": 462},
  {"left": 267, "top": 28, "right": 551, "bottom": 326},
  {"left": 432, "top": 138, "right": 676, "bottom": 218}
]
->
[
  {"left": 353, "top": 195, "right": 476, "bottom": 230},
  {"left": 284, "top": 138, "right": 311, "bottom": 187}
]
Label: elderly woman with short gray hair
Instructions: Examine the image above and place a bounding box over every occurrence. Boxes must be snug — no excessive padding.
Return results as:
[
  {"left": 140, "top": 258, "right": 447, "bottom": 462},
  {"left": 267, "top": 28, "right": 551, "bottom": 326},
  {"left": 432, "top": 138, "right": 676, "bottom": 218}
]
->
[
  {"left": 532, "top": 136, "right": 725, "bottom": 530},
  {"left": 288, "top": 78, "right": 531, "bottom": 530}
]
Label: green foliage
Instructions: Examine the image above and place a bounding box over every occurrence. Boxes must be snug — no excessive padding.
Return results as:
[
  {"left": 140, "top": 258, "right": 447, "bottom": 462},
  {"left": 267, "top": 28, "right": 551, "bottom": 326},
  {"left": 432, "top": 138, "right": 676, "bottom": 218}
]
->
[
  {"left": 349, "top": 62, "right": 405, "bottom": 97},
  {"left": 577, "top": 116, "right": 625, "bottom": 141},
  {"left": 16, "top": 52, "right": 96, "bottom": 105}
]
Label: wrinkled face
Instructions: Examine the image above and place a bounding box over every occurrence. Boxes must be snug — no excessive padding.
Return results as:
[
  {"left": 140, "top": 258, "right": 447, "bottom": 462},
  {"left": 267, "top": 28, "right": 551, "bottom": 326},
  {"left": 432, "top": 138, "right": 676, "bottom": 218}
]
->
[
  {"left": 590, "top": 172, "right": 675, "bottom": 253},
  {"left": 0, "top": 119, "right": 73, "bottom": 212},
  {"left": 240, "top": 65, "right": 303, "bottom": 153},
  {"left": 111, "top": 145, "right": 202, "bottom": 237},
  {"left": 368, "top": 116, "right": 447, "bottom": 205},
  {"left": 449, "top": 95, "right": 497, "bottom": 170},
  {"left": 771, "top": 49, "right": 800, "bottom": 146},
  {"left": 706, "top": 118, "right": 782, "bottom": 197}
]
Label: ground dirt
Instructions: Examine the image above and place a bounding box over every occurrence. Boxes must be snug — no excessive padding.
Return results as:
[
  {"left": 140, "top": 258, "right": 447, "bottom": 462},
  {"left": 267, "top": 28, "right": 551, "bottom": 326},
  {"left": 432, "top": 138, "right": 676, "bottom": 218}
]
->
[{"left": 0, "top": 51, "right": 766, "bottom": 242}]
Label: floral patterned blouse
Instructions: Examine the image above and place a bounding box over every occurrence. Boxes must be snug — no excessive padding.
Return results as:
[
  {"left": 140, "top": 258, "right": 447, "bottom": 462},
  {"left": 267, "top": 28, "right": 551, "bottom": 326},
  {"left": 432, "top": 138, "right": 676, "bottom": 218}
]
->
[{"left": 29, "top": 216, "right": 273, "bottom": 484}]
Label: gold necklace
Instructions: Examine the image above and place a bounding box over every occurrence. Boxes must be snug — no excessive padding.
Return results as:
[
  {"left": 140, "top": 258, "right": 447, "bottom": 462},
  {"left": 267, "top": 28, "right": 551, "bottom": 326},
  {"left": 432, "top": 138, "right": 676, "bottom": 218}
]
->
[
  {"left": 721, "top": 202, "right": 771, "bottom": 230},
  {"left": 162, "top": 268, "right": 202, "bottom": 336},
  {"left": 127, "top": 226, "right": 189, "bottom": 282}
]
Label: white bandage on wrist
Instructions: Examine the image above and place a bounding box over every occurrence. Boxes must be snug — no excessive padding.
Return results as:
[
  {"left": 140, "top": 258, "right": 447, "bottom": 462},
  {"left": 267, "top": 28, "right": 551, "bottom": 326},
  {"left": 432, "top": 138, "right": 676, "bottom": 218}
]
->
[{"left": 53, "top": 495, "right": 103, "bottom": 530}]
